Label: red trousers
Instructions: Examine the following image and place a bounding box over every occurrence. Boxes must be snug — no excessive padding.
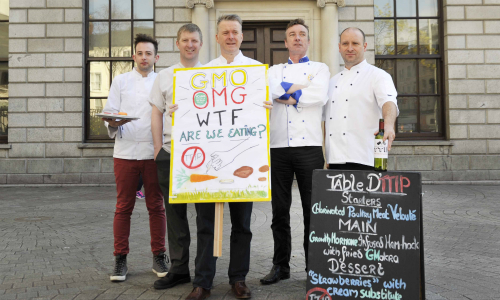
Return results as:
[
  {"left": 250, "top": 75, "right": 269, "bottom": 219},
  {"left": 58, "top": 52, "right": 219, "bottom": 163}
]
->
[{"left": 113, "top": 158, "right": 166, "bottom": 256}]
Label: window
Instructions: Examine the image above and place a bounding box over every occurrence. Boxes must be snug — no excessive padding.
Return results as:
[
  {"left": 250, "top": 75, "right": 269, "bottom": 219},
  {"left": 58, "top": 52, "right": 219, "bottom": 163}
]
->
[
  {"left": 90, "top": 72, "right": 102, "bottom": 92},
  {"left": 374, "top": 0, "right": 443, "bottom": 139},
  {"left": 0, "top": 1, "right": 8, "bottom": 144},
  {"left": 85, "top": 0, "right": 154, "bottom": 141}
]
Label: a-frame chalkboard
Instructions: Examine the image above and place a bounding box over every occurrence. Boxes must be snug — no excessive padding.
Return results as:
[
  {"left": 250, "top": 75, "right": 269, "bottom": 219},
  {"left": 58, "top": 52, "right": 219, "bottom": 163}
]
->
[{"left": 306, "top": 170, "right": 424, "bottom": 300}]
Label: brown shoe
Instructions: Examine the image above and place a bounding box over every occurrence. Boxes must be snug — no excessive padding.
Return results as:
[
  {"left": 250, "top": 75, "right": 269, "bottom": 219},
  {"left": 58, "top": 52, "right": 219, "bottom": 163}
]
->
[
  {"left": 185, "top": 287, "right": 211, "bottom": 300},
  {"left": 231, "top": 281, "right": 251, "bottom": 299}
]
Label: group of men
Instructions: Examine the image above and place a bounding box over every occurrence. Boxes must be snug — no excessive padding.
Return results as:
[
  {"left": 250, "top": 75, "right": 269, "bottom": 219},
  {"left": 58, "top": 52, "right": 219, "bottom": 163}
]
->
[{"left": 102, "top": 14, "right": 398, "bottom": 300}]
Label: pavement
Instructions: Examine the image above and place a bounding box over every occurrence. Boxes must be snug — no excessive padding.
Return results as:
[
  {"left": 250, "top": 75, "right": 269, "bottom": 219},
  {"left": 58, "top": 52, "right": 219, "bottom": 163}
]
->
[{"left": 0, "top": 184, "right": 499, "bottom": 300}]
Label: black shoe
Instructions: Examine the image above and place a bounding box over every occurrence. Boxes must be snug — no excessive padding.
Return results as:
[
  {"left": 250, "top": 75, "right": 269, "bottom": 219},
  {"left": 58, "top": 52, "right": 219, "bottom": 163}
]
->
[
  {"left": 152, "top": 252, "right": 169, "bottom": 277},
  {"left": 260, "top": 265, "right": 290, "bottom": 285},
  {"left": 110, "top": 254, "right": 128, "bottom": 282},
  {"left": 154, "top": 272, "right": 191, "bottom": 289}
]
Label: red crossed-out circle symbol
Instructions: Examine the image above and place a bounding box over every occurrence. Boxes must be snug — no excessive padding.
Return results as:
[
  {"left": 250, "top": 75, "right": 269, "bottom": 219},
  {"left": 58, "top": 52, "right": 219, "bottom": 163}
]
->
[
  {"left": 305, "top": 287, "right": 332, "bottom": 300},
  {"left": 181, "top": 146, "right": 206, "bottom": 169}
]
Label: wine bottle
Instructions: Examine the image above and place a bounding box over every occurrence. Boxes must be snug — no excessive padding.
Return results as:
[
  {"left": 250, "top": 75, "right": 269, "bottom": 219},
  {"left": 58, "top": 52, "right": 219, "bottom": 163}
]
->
[{"left": 374, "top": 119, "right": 388, "bottom": 171}]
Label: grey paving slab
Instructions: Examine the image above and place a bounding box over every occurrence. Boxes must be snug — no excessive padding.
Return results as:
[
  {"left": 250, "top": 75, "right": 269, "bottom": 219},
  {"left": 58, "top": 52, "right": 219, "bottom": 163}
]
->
[{"left": 0, "top": 184, "right": 499, "bottom": 299}]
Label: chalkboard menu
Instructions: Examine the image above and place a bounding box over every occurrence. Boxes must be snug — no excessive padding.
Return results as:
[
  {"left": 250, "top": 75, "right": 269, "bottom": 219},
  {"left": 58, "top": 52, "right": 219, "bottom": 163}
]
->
[{"left": 306, "top": 170, "right": 424, "bottom": 300}]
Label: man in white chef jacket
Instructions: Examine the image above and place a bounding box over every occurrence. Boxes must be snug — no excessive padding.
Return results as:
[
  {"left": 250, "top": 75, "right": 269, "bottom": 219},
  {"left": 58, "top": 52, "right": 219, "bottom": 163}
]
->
[
  {"left": 168, "top": 14, "right": 272, "bottom": 300},
  {"left": 324, "top": 27, "right": 398, "bottom": 170},
  {"left": 102, "top": 34, "right": 168, "bottom": 282},
  {"left": 260, "top": 19, "right": 331, "bottom": 285},
  {"left": 149, "top": 24, "right": 204, "bottom": 291}
]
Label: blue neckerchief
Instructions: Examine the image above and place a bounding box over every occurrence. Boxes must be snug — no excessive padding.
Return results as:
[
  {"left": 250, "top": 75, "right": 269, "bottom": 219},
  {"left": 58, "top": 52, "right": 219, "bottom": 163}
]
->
[{"left": 288, "top": 56, "right": 310, "bottom": 64}]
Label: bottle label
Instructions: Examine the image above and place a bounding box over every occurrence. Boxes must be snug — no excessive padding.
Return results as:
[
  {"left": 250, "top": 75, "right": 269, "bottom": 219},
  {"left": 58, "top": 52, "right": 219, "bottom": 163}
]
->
[{"left": 374, "top": 139, "right": 388, "bottom": 158}]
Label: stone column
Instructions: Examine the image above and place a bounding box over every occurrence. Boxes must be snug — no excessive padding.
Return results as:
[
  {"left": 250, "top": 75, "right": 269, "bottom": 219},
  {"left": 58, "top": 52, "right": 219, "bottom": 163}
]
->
[
  {"left": 317, "top": 0, "right": 345, "bottom": 75},
  {"left": 186, "top": 0, "right": 214, "bottom": 64}
]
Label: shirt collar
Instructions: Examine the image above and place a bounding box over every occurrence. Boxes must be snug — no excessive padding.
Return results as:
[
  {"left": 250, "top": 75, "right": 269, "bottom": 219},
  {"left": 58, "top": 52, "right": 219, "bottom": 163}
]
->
[
  {"left": 343, "top": 59, "right": 368, "bottom": 72},
  {"left": 288, "top": 56, "right": 310, "bottom": 64},
  {"left": 132, "top": 67, "right": 155, "bottom": 78},
  {"left": 178, "top": 61, "right": 203, "bottom": 68},
  {"left": 219, "top": 51, "right": 245, "bottom": 65}
]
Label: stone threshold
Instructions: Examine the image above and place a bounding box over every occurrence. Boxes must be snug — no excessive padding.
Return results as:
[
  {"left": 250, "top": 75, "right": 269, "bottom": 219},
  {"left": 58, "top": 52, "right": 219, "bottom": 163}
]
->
[
  {"left": 0, "top": 184, "right": 116, "bottom": 188},
  {"left": 2, "top": 180, "right": 499, "bottom": 187},
  {"left": 423, "top": 180, "right": 500, "bottom": 185},
  {"left": 76, "top": 141, "right": 455, "bottom": 148},
  {"left": 393, "top": 141, "right": 454, "bottom": 146},
  {"left": 0, "top": 144, "right": 12, "bottom": 149},
  {"left": 77, "top": 143, "right": 114, "bottom": 149}
]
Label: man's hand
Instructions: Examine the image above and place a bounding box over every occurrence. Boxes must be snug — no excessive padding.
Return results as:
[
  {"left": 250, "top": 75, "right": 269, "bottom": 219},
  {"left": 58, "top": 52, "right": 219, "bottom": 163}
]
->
[
  {"left": 168, "top": 104, "right": 179, "bottom": 117},
  {"left": 286, "top": 84, "right": 308, "bottom": 94},
  {"left": 102, "top": 118, "right": 131, "bottom": 127},
  {"left": 154, "top": 146, "right": 162, "bottom": 161},
  {"left": 263, "top": 101, "right": 273, "bottom": 110},
  {"left": 373, "top": 125, "right": 396, "bottom": 151},
  {"left": 275, "top": 97, "right": 297, "bottom": 106}
]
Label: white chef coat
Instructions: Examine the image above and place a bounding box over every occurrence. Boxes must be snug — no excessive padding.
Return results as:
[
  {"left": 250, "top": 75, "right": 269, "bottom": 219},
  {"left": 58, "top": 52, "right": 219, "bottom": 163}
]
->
[
  {"left": 324, "top": 60, "right": 399, "bottom": 167},
  {"left": 103, "top": 68, "right": 157, "bottom": 160},
  {"left": 203, "top": 50, "right": 260, "bottom": 67},
  {"left": 268, "top": 56, "right": 330, "bottom": 148},
  {"left": 148, "top": 62, "right": 203, "bottom": 153}
]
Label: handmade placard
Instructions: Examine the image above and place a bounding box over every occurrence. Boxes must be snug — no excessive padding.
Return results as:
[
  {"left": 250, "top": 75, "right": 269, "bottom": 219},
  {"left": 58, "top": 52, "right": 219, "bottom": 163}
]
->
[{"left": 169, "top": 65, "right": 271, "bottom": 203}]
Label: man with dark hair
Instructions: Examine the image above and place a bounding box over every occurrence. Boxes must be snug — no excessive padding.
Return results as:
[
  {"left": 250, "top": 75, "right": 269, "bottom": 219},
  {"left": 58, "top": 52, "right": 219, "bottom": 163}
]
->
[
  {"left": 149, "top": 23, "right": 204, "bottom": 291},
  {"left": 134, "top": 33, "right": 159, "bottom": 55},
  {"left": 167, "top": 14, "right": 272, "bottom": 300},
  {"left": 260, "top": 18, "right": 330, "bottom": 285},
  {"left": 324, "top": 27, "right": 398, "bottom": 170},
  {"left": 102, "top": 34, "right": 168, "bottom": 282}
]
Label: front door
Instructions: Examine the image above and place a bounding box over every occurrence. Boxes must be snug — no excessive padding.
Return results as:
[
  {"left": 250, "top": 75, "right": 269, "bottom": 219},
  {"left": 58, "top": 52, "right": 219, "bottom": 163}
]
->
[{"left": 241, "top": 22, "right": 289, "bottom": 66}]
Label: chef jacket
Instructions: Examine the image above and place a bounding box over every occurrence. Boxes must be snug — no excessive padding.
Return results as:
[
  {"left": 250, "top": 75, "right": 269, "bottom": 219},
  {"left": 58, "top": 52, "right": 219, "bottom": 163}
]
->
[
  {"left": 269, "top": 56, "right": 330, "bottom": 148},
  {"left": 148, "top": 61, "right": 203, "bottom": 153},
  {"left": 203, "top": 50, "right": 260, "bottom": 67},
  {"left": 103, "top": 68, "right": 157, "bottom": 160},
  {"left": 324, "top": 59, "right": 399, "bottom": 167}
]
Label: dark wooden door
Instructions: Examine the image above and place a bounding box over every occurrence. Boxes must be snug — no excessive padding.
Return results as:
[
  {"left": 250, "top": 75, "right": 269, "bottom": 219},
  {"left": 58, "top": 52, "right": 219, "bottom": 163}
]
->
[{"left": 241, "top": 22, "right": 289, "bottom": 66}]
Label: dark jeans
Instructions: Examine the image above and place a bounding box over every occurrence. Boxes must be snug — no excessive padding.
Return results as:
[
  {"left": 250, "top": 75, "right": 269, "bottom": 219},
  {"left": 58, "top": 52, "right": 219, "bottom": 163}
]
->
[
  {"left": 194, "top": 202, "right": 253, "bottom": 289},
  {"left": 155, "top": 148, "right": 191, "bottom": 275},
  {"left": 136, "top": 175, "right": 143, "bottom": 191},
  {"left": 156, "top": 148, "right": 252, "bottom": 287},
  {"left": 270, "top": 146, "right": 324, "bottom": 271}
]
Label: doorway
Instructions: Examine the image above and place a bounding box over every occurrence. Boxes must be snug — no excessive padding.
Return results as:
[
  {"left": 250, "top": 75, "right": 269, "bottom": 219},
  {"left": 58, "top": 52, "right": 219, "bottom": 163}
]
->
[{"left": 241, "top": 21, "right": 289, "bottom": 66}]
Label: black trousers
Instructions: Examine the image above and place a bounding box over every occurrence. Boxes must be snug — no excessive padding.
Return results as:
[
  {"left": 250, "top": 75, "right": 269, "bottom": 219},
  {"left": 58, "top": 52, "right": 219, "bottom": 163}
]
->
[
  {"left": 156, "top": 148, "right": 252, "bottom": 288},
  {"left": 193, "top": 201, "right": 253, "bottom": 289},
  {"left": 270, "top": 146, "right": 324, "bottom": 271},
  {"left": 156, "top": 148, "right": 191, "bottom": 275}
]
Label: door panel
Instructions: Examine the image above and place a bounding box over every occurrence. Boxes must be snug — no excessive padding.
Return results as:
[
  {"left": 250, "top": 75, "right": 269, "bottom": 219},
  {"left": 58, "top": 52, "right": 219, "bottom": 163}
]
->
[{"left": 242, "top": 22, "right": 288, "bottom": 66}]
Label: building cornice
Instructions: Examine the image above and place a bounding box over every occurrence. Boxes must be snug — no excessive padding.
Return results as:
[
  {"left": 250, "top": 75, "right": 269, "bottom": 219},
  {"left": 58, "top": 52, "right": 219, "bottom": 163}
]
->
[
  {"left": 317, "top": 0, "right": 346, "bottom": 8},
  {"left": 186, "top": 0, "right": 214, "bottom": 8}
]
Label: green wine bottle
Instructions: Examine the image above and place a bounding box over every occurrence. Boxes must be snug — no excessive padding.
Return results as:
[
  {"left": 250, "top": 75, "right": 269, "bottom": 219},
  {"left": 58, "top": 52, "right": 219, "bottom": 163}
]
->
[{"left": 374, "top": 119, "right": 388, "bottom": 171}]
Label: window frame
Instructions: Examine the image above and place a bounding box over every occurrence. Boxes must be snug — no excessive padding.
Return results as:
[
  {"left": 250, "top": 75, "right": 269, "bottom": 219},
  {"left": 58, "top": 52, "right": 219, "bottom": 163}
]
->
[
  {"left": 374, "top": 0, "right": 445, "bottom": 140},
  {"left": 0, "top": 6, "right": 8, "bottom": 144},
  {"left": 84, "top": 0, "right": 155, "bottom": 142}
]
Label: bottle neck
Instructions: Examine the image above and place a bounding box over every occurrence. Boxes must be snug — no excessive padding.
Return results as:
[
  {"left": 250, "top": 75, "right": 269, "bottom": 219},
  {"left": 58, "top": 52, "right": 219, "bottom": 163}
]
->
[{"left": 379, "top": 121, "right": 384, "bottom": 133}]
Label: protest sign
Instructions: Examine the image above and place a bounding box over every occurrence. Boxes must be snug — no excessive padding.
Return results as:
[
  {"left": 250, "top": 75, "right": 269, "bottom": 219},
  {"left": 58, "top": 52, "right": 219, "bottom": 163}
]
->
[
  {"left": 169, "top": 65, "right": 271, "bottom": 204},
  {"left": 306, "top": 170, "right": 424, "bottom": 300}
]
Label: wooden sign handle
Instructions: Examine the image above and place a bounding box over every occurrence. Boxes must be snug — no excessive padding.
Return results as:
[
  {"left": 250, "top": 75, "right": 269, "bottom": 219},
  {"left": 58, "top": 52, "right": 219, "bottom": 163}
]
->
[{"left": 213, "top": 202, "right": 224, "bottom": 257}]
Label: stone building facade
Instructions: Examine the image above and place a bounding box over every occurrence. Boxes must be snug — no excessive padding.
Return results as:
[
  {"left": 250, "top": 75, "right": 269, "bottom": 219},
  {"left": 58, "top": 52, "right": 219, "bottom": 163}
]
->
[{"left": 0, "top": 0, "right": 499, "bottom": 185}]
